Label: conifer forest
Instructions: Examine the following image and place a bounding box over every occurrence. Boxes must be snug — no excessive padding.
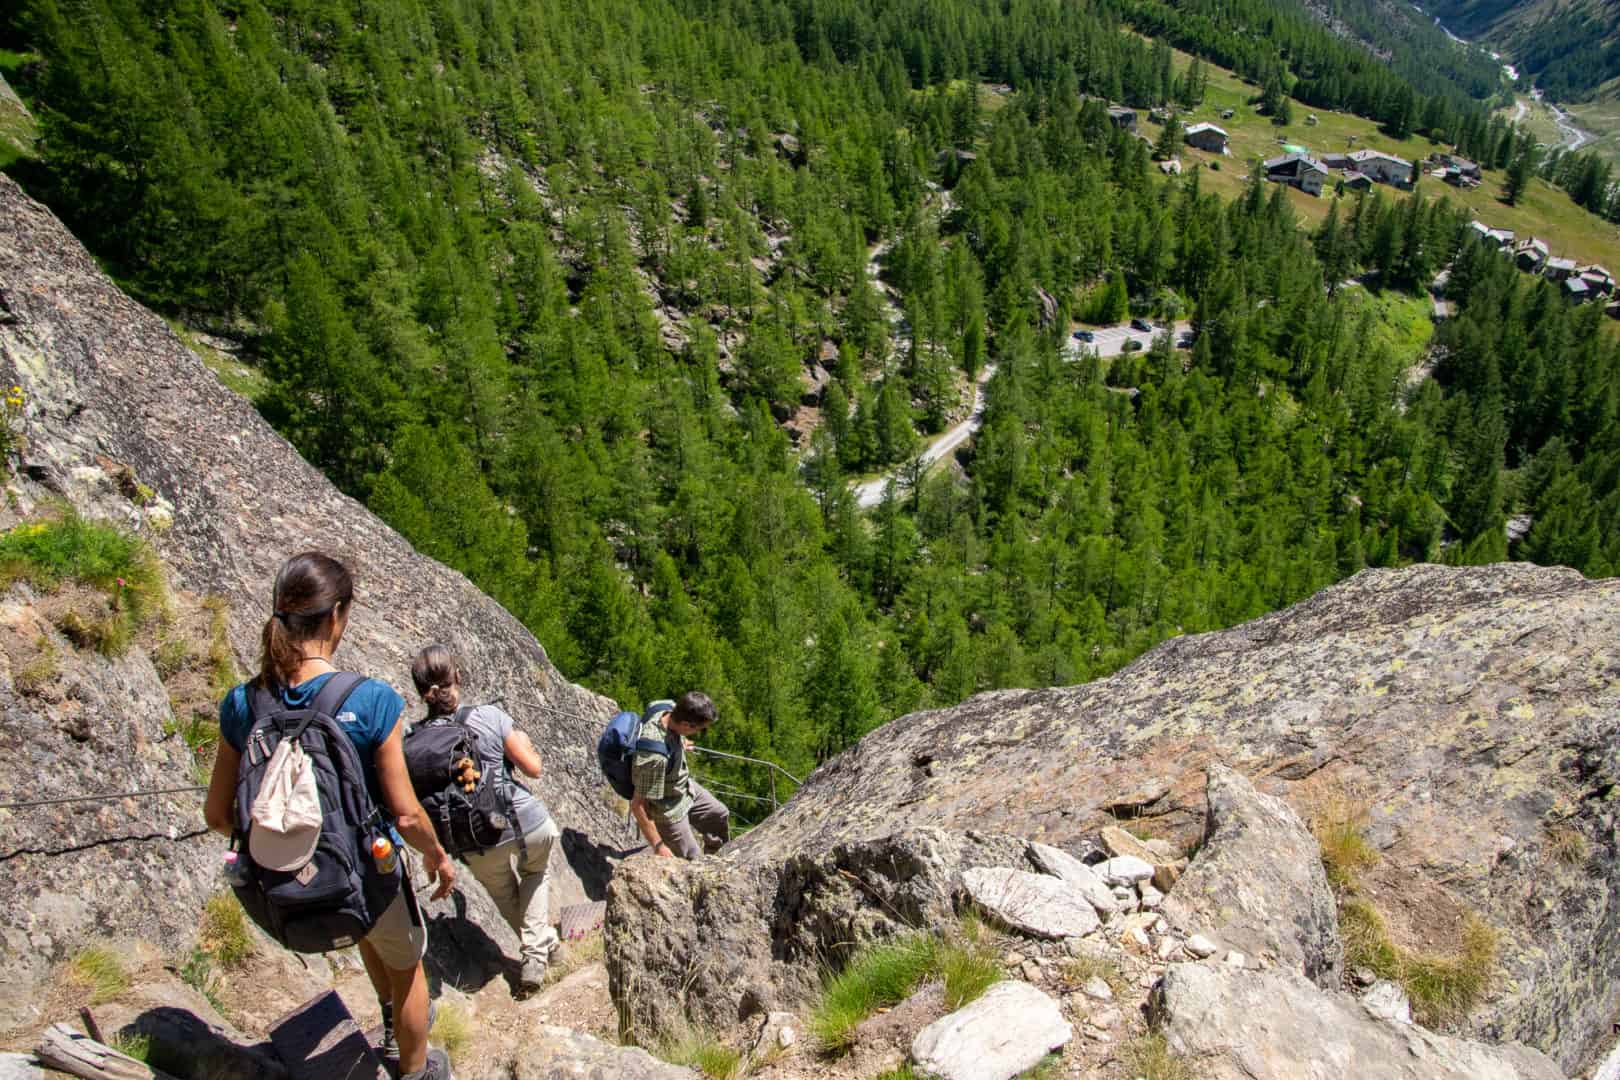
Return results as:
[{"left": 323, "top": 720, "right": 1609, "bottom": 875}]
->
[{"left": 6, "top": 0, "right": 1620, "bottom": 810}]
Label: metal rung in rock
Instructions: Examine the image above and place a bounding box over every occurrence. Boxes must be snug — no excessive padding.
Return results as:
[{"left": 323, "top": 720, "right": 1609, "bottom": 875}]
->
[
  {"left": 557, "top": 901, "right": 607, "bottom": 941},
  {"left": 268, "top": 990, "right": 388, "bottom": 1080}
]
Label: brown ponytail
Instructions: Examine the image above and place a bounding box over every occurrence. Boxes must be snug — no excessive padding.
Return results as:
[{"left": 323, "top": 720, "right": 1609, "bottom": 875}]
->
[
  {"left": 411, "top": 643, "right": 461, "bottom": 717},
  {"left": 256, "top": 552, "right": 354, "bottom": 689}
]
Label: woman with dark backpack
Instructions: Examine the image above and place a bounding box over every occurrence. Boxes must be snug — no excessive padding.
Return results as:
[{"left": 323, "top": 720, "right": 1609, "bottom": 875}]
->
[
  {"left": 204, "top": 552, "right": 456, "bottom": 1080},
  {"left": 409, "top": 644, "right": 563, "bottom": 996}
]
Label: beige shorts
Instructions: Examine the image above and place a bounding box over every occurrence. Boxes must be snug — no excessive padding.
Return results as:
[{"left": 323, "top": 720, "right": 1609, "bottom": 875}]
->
[{"left": 363, "top": 875, "right": 427, "bottom": 971}]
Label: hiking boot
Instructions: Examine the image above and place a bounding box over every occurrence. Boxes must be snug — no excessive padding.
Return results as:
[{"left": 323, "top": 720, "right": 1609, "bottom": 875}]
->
[
  {"left": 518, "top": 957, "right": 547, "bottom": 996},
  {"left": 401, "top": 1047, "right": 452, "bottom": 1080}
]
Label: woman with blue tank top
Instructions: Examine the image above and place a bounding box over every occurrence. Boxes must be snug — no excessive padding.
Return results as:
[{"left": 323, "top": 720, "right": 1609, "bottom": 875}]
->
[
  {"left": 203, "top": 552, "right": 456, "bottom": 1080},
  {"left": 409, "top": 644, "right": 563, "bottom": 997}
]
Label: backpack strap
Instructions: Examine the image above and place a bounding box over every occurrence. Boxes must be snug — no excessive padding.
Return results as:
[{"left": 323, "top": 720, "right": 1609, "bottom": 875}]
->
[
  {"left": 631, "top": 736, "right": 670, "bottom": 759},
  {"left": 310, "top": 672, "right": 366, "bottom": 722}
]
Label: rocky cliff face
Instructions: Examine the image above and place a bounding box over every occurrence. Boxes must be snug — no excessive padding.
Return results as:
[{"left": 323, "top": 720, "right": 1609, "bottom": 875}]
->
[
  {"left": 609, "top": 562, "right": 1620, "bottom": 1074},
  {"left": 0, "top": 174, "right": 626, "bottom": 1026}
]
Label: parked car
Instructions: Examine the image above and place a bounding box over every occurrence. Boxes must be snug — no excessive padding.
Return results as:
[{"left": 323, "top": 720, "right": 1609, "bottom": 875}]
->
[
  {"left": 1072, "top": 329, "right": 1095, "bottom": 342},
  {"left": 1121, "top": 338, "right": 1144, "bottom": 352},
  {"left": 1130, "top": 318, "right": 1153, "bottom": 332},
  {"left": 1175, "top": 331, "right": 1194, "bottom": 349}
]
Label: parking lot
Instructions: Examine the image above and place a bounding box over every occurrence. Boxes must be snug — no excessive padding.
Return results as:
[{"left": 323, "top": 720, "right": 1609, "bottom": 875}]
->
[{"left": 1064, "top": 320, "right": 1193, "bottom": 359}]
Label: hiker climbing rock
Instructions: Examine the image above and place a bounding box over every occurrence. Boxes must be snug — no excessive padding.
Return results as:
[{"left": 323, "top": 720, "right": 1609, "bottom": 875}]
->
[
  {"left": 203, "top": 552, "right": 455, "bottom": 1080},
  {"left": 409, "top": 644, "right": 564, "bottom": 996},
  {"left": 599, "top": 692, "right": 729, "bottom": 859}
]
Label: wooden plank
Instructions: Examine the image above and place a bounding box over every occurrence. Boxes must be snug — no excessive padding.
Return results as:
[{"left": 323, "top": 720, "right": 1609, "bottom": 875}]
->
[
  {"left": 34, "top": 1025, "right": 175, "bottom": 1080},
  {"left": 268, "top": 991, "right": 388, "bottom": 1080}
]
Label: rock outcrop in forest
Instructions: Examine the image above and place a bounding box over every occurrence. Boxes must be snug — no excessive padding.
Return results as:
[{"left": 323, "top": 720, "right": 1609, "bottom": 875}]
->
[
  {"left": 0, "top": 174, "right": 625, "bottom": 1027},
  {"left": 608, "top": 560, "right": 1620, "bottom": 1076}
]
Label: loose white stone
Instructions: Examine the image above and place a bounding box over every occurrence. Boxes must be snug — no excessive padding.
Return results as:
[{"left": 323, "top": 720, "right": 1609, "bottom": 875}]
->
[
  {"left": 1186, "top": 934, "right": 1218, "bottom": 958},
  {"left": 1139, "top": 884, "right": 1165, "bottom": 909},
  {"left": 1028, "top": 842, "right": 1122, "bottom": 918},
  {"left": 1128, "top": 926, "right": 1152, "bottom": 950},
  {"left": 1223, "top": 950, "right": 1247, "bottom": 967},
  {"left": 1361, "top": 980, "right": 1412, "bottom": 1025},
  {"left": 1082, "top": 977, "right": 1114, "bottom": 1001},
  {"left": 962, "top": 867, "right": 1103, "bottom": 939},
  {"left": 1089, "top": 1007, "right": 1122, "bottom": 1030},
  {"left": 1111, "top": 885, "right": 1134, "bottom": 901},
  {"left": 911, "top": 981, "right": 1072, "bottom": 1080},
  {"left": 0, "top": 1054, "right": 43, "bottom": 1080},
  {"left": 1352, "top": 966, "right": 1377, "bottom": 987},
  {"left": 1021, "top": 960, "right": 1043, "bottom": 983},
  {"left": 1157, "top": 937, "right": 1181, "bottom": 960},
  {"left": 1100, "top": 856, "right": 1155, "bottom": 885}
]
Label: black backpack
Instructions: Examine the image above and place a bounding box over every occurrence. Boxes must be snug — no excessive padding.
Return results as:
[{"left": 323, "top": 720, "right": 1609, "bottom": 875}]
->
[
  {"left": 401, "top": 706, "right": 514, "bottom": 855},
  {"left": 232, "top": 673, "right": 402, "bottom": 954}
]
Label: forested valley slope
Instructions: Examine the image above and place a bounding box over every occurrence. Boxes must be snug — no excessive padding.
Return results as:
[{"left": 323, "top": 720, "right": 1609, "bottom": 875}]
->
[{"left": 3, "top": 0, "right": 1620, "bottom": 806}]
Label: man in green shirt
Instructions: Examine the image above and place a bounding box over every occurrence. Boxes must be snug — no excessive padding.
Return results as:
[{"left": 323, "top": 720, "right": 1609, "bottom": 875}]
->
[{"left": 629, "top": 691, "right": 729, "bottom": 859}]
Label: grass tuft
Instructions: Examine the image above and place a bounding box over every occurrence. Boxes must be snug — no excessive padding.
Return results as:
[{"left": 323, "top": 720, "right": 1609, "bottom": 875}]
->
[
  {"left": 1546, "top": 824, "right": 1588, "bottom": 868},
  {"left": 1121, "top": 1034, "right": 1191, "bottom": 1080},
  {"left": 66, "top": 945, "right": 130, "bottom": 1005},
  {"left": 14, "top": 633, "right": 58, "bottom": 695},
  {"left": 935, "top": 912, "right": 1001, "bottom": 1010},
  {"left": 873, "top": 1067, "right": 920, "bottom": 1080},
  {"left": 809, "top": 917, "right": 1003, "bottom": 1052},
  {"left": 0, "top": 513, "right": 167, "bottom": 656},
  {"left": 1340, "top": 897, "right": 1497, "bottom": 1027},
  {"left": 1062, "top": 949, "right": 1130, "bottom": 997},
  {"left": 659, "top": 1026, "right": 743, "bottom": 1079},
  {"left": 197, "top": 892, "right": 254, "bottom": 968},
  {"left": 811, "top": 934, "right": 939, "bottom": 1051},
  {"left": 1307, "top": 787, "right": 1378, "bottom": 891},
  {"left": 110, "top": 1031, "right": 152, "bottom": 1063},
  {"left": 179, "top": 948, "right": 227, "bottom": 1016},
  {"left": 431, "top": 1001, "right": 474, "bottom": 1064}
]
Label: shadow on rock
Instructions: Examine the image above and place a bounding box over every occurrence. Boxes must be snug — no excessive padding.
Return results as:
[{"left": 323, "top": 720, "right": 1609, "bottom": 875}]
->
[
  {"left": 562, "top": 826, "right": 636, "bottom": 901},
  {"left": 122, "top": 1006, "right": 286, "bottom": 1079},
  {"left": 425, "top": 890, "right": 514, "bottom": 996}
]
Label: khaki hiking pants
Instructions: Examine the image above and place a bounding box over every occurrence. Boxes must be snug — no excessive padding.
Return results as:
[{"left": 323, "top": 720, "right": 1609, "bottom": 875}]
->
[
  {"left": 460, "top": 817, "right": 562, "bottom": 965},
  {"left": 654, "top": 780, "right": 731, "bottom": 860}
]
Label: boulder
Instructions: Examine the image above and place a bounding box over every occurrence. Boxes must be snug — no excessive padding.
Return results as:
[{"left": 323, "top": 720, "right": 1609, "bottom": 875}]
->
[
  {"left": 1156, "top": 964, "right": 1564, "bottom": 1080},
  {"left": 604, "top": 828, "right": 1029, "bottom": 1038},
  {"left": 505, "top": 1025, "right": 698, "bottom": 1079},
  {"left": 961, "top": 867, "right": 1102, "bottom": 939},
  {"left": 911, "top": 981, "right": 1070, "bottom": 1080},
  {"left": 716, "top": 562, "right": 1620, "bottom": 1070},
  {"left": 1027, "top": 842, "right": 1119, "bottom": 917},
  {"left": 1159, "top": 766, "right": 1342, "bottom": 989}
]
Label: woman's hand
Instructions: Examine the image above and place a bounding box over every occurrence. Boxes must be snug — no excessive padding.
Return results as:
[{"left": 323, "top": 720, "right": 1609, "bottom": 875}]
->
[{"left": 421, "top": 848, "right": 457, "bottom": 899}]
